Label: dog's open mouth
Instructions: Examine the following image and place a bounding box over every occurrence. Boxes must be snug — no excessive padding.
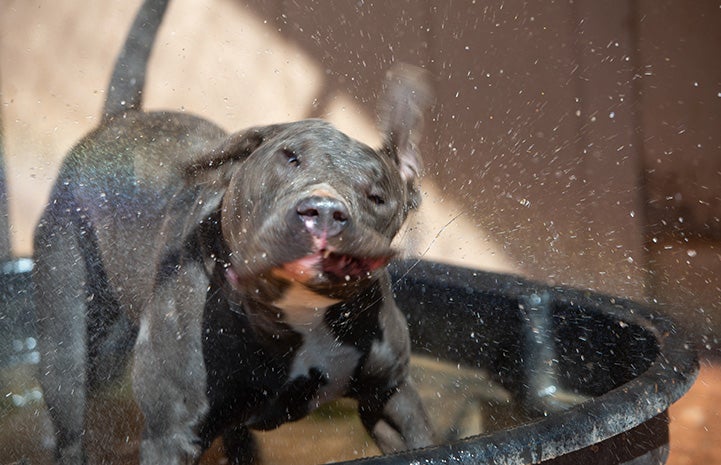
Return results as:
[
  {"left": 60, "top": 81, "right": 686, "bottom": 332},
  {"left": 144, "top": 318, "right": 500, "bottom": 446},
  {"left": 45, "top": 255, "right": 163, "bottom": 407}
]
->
[
  {"left": 319, "top": 250, "right": 389, "bottom": 280},
  {"left": 275, "top": 249, "right": 390, "bottom": 284},
  {"left": 223, "top": 249, "right": 391, "bottom": 292}
]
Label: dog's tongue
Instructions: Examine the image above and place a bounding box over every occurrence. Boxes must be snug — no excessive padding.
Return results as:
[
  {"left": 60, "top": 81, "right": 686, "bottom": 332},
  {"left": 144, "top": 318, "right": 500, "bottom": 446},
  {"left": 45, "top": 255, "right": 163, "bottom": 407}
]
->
[{"left": 278, "top": 250, "right": 389, "bottom": 282}]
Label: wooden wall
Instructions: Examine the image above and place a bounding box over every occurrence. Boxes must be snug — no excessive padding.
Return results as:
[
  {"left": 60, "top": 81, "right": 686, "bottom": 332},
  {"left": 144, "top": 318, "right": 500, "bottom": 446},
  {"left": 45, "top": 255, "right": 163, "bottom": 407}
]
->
[{"left": 1, "top": 0, "right": 719, "bottom": 344}]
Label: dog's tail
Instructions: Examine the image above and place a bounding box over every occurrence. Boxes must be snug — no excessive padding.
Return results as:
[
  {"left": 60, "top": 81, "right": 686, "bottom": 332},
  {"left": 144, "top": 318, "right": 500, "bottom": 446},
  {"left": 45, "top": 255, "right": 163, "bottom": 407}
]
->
[{"left": 103, "top": 0, "right": 170, "bottom": 121}]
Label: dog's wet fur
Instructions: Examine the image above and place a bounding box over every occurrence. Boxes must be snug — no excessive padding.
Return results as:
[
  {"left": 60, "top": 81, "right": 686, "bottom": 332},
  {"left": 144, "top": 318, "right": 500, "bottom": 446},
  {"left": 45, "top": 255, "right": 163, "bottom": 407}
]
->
[{"left": 33, "top": 0, "right": 434, "bottom": 463}]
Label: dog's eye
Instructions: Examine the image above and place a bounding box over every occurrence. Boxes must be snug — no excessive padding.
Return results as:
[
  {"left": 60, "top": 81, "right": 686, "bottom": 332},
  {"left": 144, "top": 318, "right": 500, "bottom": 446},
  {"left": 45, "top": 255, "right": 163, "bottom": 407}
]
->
[
  {"left": 282, "top": 148, "right": 300, "bottom": 166},
  {"left": 367, "top": 193, "right": 385, "bottom": 205}
]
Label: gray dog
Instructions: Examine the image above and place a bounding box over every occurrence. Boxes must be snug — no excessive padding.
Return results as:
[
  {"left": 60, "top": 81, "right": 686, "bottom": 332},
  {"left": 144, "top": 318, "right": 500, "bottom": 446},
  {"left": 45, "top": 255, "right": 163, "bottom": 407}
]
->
[{"left": 34, "top": 0, "right": 434, "bottom": 464}]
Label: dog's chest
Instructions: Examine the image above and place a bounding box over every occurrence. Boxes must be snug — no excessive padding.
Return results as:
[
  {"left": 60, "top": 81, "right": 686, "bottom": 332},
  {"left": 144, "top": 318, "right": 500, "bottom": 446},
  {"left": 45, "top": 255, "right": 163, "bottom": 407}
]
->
[
  {"left": 284, "top": 307, "right": 363, "bottom": 411},
  {"left": 292, "top": 324, "right": 361, "bottom": 408},
  {"left": 273, "top": 282, "right": 361, "bottom": 397},
  {"left": 240, "top": 306, "right": 363, "bottom": 430}
]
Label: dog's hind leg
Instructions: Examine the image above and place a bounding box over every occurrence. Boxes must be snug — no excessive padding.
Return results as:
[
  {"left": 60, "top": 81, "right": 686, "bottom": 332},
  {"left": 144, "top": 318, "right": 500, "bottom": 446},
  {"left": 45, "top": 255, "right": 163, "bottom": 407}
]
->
[{"left": 34, "top": 200, "right": 93, "bottom": 465}]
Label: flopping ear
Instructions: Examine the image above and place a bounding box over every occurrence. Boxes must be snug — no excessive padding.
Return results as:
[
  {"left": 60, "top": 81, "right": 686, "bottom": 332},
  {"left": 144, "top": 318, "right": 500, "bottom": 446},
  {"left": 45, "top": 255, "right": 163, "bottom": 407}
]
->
[
  {"left": 182, "top": 124, "right": 288, "bottom": 220},
  {"left": 184, "top": 124, "right": 290, "bottom": 184},
  {"left": 377, "top": 64, "right": 433, "bottom": 209}
]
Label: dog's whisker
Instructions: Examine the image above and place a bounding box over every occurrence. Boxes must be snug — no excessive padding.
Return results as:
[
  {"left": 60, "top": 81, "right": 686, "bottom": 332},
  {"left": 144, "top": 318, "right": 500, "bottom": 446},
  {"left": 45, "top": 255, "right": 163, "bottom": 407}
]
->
[{"left": 392, "top": 211, "right": 464, "bottom": 289}]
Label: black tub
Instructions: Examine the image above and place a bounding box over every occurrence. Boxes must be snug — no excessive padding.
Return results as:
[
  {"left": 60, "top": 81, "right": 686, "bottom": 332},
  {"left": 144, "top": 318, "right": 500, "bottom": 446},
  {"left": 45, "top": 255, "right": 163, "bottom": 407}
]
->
[
  {"left": 0, "top": 258, "right": 698, "bottom": 464},
  {"left": 382, "top": 259, "right": 698, "bottom": 465}
]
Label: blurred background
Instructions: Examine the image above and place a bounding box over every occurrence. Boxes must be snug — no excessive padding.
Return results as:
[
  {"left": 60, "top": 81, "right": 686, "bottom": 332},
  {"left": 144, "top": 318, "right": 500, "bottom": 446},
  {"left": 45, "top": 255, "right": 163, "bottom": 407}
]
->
[{"left": 0, "top": 0, "right": 719, "bottom": 463}]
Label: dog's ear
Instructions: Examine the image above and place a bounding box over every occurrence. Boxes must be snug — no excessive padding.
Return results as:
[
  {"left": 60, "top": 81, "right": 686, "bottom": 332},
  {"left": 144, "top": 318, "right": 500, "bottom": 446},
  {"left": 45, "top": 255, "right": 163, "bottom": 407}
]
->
[
  {"left": 182, "top": 124, "right": 287, "bottom": 220},
  {"left": 378, "top": 64, "right": 433, "bottom": 209},
  {"left": 184, "top": 124, "right": 286, "bottom": 185}
]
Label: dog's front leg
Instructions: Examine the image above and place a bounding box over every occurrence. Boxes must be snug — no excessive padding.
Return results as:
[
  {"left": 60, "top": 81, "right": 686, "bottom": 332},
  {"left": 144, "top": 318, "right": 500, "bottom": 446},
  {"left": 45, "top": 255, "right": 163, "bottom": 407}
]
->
[
  {"left": 359, "top": 377, "right": 436, "bottom": 454},
  {"left": 132, "top": 259, "right": 210, "bottom": 465}
]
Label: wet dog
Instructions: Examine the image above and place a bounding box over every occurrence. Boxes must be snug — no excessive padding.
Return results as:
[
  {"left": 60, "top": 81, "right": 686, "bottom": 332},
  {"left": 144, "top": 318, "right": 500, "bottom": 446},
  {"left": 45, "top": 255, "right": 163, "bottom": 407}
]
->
[{"left": 33, "top": 0, "right": 434, "bottom": 463}]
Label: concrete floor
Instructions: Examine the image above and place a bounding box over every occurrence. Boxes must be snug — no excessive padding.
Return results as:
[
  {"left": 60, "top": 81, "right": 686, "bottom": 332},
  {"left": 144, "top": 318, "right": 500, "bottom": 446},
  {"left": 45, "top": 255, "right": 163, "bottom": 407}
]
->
[{"left": 668, "top": 362, "right": 721, "bottom": 465}]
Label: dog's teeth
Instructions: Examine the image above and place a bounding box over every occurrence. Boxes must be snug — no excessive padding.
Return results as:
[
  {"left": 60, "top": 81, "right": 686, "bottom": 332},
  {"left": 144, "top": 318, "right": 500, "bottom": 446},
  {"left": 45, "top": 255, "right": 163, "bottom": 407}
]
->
[{"left": 323, "top": 250, "right": 331, "bottom": 259}]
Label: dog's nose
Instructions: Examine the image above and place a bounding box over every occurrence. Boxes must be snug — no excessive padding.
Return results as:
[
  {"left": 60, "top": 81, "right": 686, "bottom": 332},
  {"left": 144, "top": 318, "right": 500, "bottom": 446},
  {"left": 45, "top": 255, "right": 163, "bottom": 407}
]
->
[{"left": 296, "top": 196, "right": 349, "bottom": 238}]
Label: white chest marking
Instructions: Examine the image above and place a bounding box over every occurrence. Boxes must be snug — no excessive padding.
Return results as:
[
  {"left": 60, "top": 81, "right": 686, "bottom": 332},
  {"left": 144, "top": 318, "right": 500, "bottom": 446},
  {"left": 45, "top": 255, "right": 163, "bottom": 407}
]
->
[
  {"left": 272, "top": 281, "right": 361, "bottom": 409},
  {"left": 289, "top": 321, "right": 362, "bottom": 410},
  {"left": 272, "top": 281, "right": 341, "bottom": 328}
]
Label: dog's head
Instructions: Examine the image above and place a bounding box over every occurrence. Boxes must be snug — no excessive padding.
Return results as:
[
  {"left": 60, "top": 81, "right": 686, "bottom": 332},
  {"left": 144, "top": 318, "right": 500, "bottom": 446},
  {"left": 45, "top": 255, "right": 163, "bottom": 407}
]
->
[{"left": 186, "top": 65, "right": 431, "bottom": 306}]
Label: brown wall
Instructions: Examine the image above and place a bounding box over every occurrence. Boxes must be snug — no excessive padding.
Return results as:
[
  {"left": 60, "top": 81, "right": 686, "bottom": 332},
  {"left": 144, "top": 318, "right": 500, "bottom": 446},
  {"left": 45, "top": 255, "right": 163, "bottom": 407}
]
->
[
  {"left": 639, "top": 0, "right": 721, "bottom": 240},
  {"left": 243, "top": 0, "right": 721, "bottom": 342}
]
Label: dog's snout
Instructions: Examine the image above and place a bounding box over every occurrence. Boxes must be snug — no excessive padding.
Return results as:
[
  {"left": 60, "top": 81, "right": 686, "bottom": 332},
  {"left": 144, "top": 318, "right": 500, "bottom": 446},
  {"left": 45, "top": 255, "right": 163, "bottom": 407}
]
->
[{"left": 296, "top": 196, "right": 349, "bottom": 238}]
